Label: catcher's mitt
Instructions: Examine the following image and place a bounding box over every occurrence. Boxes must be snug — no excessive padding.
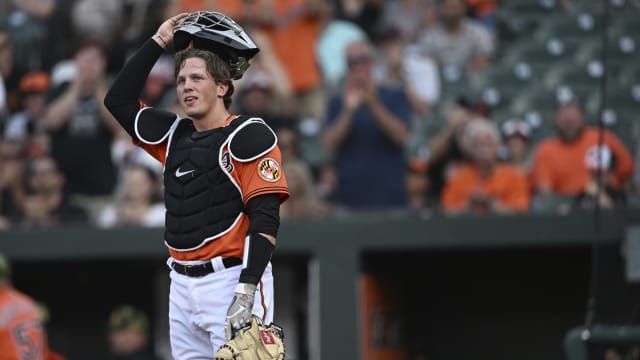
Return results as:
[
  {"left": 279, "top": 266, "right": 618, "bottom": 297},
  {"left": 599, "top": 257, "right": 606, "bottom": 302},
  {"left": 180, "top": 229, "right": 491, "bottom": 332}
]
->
[{"left": 214, "top": 315, "right": 285, "bottom": 360}]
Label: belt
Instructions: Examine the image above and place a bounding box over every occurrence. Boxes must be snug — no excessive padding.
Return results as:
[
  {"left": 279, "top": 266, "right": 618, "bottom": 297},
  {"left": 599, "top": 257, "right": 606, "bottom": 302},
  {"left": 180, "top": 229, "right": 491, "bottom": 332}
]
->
[{"left": 171, "top": 257, "right": 243, "bottom": 277}]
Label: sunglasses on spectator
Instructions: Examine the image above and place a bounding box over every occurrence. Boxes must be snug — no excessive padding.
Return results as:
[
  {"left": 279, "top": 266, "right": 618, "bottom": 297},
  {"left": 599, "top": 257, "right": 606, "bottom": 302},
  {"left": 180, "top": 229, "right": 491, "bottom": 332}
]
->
[{"left": 347, "top": 54, "right": 373, "bottom": 67}]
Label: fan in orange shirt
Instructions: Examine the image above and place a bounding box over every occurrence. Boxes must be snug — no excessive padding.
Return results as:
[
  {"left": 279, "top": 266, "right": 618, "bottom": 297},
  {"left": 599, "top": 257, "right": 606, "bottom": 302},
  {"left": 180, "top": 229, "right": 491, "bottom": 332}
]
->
[
  {"left": 441, "top": 118, "right": 531, "bottom": 215},
  {"left": 530, "top": 102, "right": 633, "bottom": 197}
]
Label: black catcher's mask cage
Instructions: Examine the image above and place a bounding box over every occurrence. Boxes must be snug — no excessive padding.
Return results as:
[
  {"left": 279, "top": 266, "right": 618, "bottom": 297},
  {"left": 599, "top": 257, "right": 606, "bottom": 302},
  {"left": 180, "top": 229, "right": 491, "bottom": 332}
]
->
[{"left": 173, "top": 11, "right": 260, "bottom": 80}]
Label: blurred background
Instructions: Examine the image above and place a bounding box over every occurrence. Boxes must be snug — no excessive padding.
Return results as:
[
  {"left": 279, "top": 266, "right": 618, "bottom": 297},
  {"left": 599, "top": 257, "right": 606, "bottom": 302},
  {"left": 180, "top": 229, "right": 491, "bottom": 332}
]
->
[{"left": 1, "top": 0, "right": 640, "bottom": 359}]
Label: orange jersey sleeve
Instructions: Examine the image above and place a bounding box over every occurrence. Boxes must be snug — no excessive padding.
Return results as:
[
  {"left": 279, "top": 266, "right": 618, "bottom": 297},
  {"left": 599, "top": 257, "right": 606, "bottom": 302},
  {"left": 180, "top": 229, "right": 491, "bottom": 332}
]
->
[
  {"left": 229, "top": 145, "right": 290, "bottom": 204},
  {"left": 132, "top": 137, "right": 168, "bottom": 166}
]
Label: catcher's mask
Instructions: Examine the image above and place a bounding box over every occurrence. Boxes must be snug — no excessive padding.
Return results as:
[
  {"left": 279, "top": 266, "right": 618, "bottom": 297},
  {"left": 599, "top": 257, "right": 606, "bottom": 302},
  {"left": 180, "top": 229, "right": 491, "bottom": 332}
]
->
[{"left": 173, "top": 11, "right": 260, "bottom": 80}]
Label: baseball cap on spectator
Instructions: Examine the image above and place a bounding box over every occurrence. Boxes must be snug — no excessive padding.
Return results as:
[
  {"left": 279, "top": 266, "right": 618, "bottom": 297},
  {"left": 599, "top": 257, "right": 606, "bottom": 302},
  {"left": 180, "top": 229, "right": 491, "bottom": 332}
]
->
[
  {"left": 501, "top": 119, "right": 532, "bottom": 141},
  {"left": 19, "top": 71, "right": 49, "bottom": 95},
  {"left": 108, "top": 305, "right": 149, "bottom": 334}
]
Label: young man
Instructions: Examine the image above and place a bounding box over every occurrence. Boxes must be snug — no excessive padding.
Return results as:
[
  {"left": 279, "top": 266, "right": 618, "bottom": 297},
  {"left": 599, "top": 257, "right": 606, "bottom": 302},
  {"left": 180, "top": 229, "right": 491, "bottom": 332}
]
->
[{"left": 103, "top": 12, "right": 289, "bottom": 358}]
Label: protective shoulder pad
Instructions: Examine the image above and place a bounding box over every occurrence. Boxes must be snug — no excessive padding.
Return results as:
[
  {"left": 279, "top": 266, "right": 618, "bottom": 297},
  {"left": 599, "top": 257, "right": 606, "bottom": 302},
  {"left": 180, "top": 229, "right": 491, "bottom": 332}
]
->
[
  {"left": 134, "top": 107, "right": 179, "bottom": 144},
  {"left": 228, "top": 118, "right": 277, "bottom": 162}
]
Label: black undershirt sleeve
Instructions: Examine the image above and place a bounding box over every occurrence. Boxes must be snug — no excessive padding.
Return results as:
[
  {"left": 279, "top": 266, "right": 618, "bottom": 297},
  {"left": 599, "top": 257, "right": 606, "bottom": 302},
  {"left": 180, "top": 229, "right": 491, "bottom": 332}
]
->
[
  {"left": 244, "top": 193, "right": 281, "bottom": 237},
  {"left": 240, "top": 193, "right": 281, "bottom": 285},
  {"left": 103, "top": 39, "right": 165, "bottom": 138}
]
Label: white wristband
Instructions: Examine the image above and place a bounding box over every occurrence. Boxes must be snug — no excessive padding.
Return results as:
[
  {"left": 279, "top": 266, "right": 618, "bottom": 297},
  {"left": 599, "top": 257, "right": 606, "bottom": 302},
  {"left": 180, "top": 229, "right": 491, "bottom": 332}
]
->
[
  {"left": 153, "top": 33, "right": 167, "bottom": 48},
  {"left": 234, "top": 283, "right": 256, "bottom": 296}
]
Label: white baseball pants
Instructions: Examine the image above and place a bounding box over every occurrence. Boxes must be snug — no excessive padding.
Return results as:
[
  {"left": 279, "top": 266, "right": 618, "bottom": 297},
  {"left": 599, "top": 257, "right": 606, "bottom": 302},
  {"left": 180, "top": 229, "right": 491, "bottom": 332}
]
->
[{"left": 166, "top": 257, "right": 274, "bottom": 359}]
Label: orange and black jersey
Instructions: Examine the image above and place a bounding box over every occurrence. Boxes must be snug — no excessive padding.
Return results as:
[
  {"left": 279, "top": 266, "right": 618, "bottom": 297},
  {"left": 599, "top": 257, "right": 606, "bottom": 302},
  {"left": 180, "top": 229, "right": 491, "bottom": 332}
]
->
[{"left": 104, "top": 38, "right": 289, "bottom": 261}]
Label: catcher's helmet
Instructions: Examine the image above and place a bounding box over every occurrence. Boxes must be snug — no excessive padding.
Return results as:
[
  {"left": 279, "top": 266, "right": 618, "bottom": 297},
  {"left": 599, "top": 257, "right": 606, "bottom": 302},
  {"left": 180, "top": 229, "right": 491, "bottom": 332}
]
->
[{"left": 173, "top": 11, "right": 259, "bottom": 80}]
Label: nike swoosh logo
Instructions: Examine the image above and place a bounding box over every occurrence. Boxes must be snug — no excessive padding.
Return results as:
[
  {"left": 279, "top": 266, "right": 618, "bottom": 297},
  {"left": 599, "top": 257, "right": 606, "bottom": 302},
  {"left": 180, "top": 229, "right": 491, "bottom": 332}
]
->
[{"left": 175, "top": 167, "right": 195, "bottom": 178}]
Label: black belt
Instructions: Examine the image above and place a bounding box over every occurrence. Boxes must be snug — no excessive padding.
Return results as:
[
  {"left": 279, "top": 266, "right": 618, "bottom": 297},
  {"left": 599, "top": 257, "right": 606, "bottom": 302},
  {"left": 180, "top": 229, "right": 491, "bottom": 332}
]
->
[{"left": 171, "top": 257, "right": 242, "bottom": 277}]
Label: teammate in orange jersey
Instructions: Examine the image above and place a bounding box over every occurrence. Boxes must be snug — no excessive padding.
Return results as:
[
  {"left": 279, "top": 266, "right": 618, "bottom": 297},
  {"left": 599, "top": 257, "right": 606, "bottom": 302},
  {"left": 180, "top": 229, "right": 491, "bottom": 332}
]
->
[
  {"left": 104, "top": 12, "right": 289, "bottom": 359},
  {"left": 0, "top": 253, "right": 64, "bottom": 360}
]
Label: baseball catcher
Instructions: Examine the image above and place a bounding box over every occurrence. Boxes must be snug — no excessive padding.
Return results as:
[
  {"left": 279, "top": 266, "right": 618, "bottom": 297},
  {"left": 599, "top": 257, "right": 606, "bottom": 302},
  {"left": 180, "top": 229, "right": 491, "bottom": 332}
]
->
[{"left": 104, "top": 10, "right": 289, "bottom": 360}]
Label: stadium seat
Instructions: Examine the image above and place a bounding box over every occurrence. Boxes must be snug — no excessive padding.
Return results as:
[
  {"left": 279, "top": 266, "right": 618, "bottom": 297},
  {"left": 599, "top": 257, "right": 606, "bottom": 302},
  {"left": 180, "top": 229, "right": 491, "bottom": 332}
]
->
[
  {"left": 510, "top": 87, "right": 557, "bottom": 115},
  {"left": 575, "top": 35, "right": 639, "bottom": 69},
  {"left": 610, "top": 9, "right": 640, "bottom": 38},
  {"left": 533, "top": 12, "right": 602, "bottom": 43},
  {"left": 617, "top": 62, "right": 640, "bottom": 88},
  {"left": 543, "top": 60, "right": 605, "bottom": 93},
  {"left": 502, "top": 37, "right": 580, "bottom": 68}
]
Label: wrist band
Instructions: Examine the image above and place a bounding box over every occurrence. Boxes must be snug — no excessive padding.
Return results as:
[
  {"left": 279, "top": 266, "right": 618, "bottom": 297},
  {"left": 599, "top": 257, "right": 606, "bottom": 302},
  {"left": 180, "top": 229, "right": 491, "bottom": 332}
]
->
[{"left": 154, "top": 33, "right": 167, "bottom": 48}]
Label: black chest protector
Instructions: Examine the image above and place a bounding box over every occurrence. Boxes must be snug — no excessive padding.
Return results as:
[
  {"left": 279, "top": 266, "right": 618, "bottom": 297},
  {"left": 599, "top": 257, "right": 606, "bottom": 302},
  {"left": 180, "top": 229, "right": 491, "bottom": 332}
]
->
[{"left": 163, "top": 116, "right": 248, "bottom": 250}]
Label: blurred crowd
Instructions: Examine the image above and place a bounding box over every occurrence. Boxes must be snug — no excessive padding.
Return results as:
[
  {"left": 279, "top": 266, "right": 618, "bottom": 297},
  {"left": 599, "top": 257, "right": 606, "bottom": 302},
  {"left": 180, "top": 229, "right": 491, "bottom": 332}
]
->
[{"left": 0, "top": 0, "right": 638, "bottom": 229}]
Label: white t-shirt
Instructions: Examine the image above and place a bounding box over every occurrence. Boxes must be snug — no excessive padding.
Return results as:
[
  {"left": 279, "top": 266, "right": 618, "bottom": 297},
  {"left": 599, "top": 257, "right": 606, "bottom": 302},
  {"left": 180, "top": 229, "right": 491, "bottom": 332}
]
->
[{"left": 96, "top": 203, "right": 165, "bottom": 228}]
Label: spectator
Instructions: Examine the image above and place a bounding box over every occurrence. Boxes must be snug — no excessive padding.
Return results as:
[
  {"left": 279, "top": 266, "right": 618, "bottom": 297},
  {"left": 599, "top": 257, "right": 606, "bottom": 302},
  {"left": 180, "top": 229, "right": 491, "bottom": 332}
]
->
[
  {"left": 257, "top": 0, "right": 330, "bottom": 121},
  {"left": 277, "top": 126, "right": 329, "bottom": 219},
  {"left": 500, "top": 118, "right": 533, "bottom": 172},
  {"left": 140, "top": 54, "right": 176, "bottom": 108},
  {"left": 530, "top": 102, "right": 634, "bottom": 204},
  {"left": 331, "top": 0, "right": 384, "bottom": 40},
  {"left": 0, "top": 1, "right": 52, "bottom": 73},
  {"left": 416, "top": 0, "right": 494, "bottom": 77},
  {"left": 236, "top": 29, "right": 293, "bottom": 108},
  {"left": 41, "top": 0, "right": 77, "bottom": 72},
  {"left": 465, "top": 0, "right": 497, "bottom": 35},
  {"left": 107, "top": 304, "right": 160, "bottom": 360},
  {"left": 0, "top": 26, "right": 25, "bottom": 114},
  {"left": 441, "top": 119, "right": 531, "bottom": 215},
  {"left": 322, "top": 40, "right": 411, "bottom": 209},
  {"left": 0, "top": 137, "right": 27, "bottom": 227},
  {"left": 379, "top": 0, "right": 432, "bottom": 42},
  {"left": 20, "top": 155, "right": 88, "bottom": 227},
  {"left": 373, "top": 26, "right": 440, "bottom": 119},
  {"left": 406, "top": 100, "right": 487, "bottom": 209},
  {"left": 315, "top": 7, "right": 368, "bottom": 91},
  {"left": 71, "top": 0, "right": 123, "bottom": 44},
  {"left": 4, "top": 71, "right": 50, "bottom": 156},
  {"left": 234, "top": 69, "right": 296, "bottom": 131},
  {"left": 96, "top": 164, "right": 165, "bottom": 228},
  {"left": 44, "top": 41, "right": 122, "bottom": 219},
  {"left": 0, "top": 253, "right": 60, "bottom": 359}
]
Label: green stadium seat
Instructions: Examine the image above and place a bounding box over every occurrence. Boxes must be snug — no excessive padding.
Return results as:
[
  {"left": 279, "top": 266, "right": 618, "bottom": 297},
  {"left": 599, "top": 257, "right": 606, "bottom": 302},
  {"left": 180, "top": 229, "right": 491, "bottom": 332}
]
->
[
  {"left": 543, "top": 60, "right": 605, "bottom": 92},
  {"left": 533, "top": 12, "right": 602, "bottom": 43},
  {"left": 575, "top": 35, "right": 640, "bottom": 69},
  {"left": 585, "top": 83, "right": 640, "bottom": 114},
  {"left": 502, "top": 37, "right": 580, "bottom": 68},
  {"left": 510, "top": 87, "right": 557, "bottom": 115},
  {"left": 610, "top": 9, "right": 640, "bottom": 38},
  {"left": 617, "top": 63, "right": 640, "bottom": 88}
]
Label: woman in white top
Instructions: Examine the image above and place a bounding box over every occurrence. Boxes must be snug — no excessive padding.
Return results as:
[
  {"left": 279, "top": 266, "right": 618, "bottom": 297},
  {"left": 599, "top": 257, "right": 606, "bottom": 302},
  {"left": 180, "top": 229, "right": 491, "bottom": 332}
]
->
[{"left": 97, "top": 164, "right": 164, "bottom": 228}]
